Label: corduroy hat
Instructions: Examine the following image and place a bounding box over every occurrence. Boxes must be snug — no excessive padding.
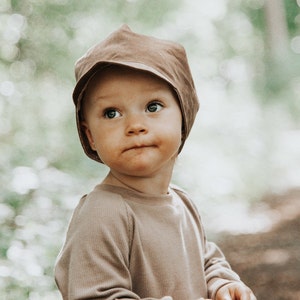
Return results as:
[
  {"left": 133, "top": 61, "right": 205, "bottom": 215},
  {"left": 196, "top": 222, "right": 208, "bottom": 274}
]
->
[{"left": 73, "top": 24, "right": 199, "bottom": 163}]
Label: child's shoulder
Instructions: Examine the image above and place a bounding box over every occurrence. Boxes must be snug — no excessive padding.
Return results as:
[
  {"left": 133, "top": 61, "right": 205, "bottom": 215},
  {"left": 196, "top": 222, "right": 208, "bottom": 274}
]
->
[
  {"left": 170, "top": 183, "right": 200, "bottom": 213},
  {"left": 75, "top": 184, "right": 130, "bottom": 222},
  {"left": 64, "top": 184, "right": 133, "bottom": 249}
]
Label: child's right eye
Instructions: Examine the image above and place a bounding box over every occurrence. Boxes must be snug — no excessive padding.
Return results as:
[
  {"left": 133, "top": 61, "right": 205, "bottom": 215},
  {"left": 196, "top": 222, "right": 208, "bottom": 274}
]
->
[{"left": 104, "top": 109, "right": 121, "bottom": 119}]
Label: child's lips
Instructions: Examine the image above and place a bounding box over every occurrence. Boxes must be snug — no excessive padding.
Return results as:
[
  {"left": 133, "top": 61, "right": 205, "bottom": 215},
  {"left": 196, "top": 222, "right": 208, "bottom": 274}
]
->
[{"left": 123, "top": 144, "right": 156, "bottom": 152}]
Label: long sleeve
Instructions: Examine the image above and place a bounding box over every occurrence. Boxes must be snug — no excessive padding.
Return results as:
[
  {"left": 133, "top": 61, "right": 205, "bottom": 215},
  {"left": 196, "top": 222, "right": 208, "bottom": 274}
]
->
[
  {"left": 204, "top": 241, "right": 241, "bottom": 299},
  {"left": 55, "top": 193, "right": 132, "bottom": 299}
]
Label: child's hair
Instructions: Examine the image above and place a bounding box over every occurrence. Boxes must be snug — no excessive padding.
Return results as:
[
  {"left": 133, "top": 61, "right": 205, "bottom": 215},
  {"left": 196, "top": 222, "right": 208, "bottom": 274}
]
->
[{"left": 73, "top": 24, "right": 199, "bottom": 163}]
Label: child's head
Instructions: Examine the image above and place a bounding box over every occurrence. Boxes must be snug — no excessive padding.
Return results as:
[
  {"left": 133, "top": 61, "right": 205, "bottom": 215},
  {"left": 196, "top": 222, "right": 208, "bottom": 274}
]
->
[
  {"left": 73, "top": 24, "right": 199, "bottom": 163},
  {"left": 81, "top": 65, "right": 183, "bottom": 175}
]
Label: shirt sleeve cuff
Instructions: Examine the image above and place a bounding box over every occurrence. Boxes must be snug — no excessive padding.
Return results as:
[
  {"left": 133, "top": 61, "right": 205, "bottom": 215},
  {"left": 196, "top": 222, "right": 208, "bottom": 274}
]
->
[{"left": 208, "top": 279, "right": 240, "bottom": 299}]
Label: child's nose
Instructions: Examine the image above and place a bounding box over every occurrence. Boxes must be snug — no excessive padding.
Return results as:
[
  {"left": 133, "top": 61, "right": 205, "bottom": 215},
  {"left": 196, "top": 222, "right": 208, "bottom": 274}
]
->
[{"left": 126, "top": 114, "right": 148, "bottom": 135}]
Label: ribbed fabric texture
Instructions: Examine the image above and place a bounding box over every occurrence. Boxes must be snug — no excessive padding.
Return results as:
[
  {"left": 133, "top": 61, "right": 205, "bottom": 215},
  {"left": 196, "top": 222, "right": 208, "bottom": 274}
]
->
[{"left": 55, "top": 184, "right": 240, "bottom": 300}]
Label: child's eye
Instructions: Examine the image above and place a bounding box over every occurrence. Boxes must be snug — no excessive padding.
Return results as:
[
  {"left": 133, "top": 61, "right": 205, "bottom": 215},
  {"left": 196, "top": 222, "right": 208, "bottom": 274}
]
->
[
  {"left": 104, "top": 108, "right": 121, "bottom": 119},
  {"left": 146, "top": 102, "right": 163, "bottom": 113}
]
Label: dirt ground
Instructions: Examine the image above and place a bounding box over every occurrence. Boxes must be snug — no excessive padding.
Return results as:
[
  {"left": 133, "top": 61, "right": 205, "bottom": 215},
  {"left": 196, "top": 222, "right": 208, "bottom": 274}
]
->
[{"left": 217, "top": 189, "right": 300, "bottom": 300}]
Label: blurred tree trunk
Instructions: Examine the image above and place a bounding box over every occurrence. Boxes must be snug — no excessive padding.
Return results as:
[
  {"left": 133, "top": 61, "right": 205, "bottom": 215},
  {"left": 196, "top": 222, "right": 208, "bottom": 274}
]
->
[{"left": 264, "top": 0, "right": 289, "bottom": 59}]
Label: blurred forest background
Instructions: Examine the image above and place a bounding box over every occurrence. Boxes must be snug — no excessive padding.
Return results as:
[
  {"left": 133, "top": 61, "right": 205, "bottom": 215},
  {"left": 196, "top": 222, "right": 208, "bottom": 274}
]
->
[{"left": 0, "top": 0, "right": 300, "bottom": 299}]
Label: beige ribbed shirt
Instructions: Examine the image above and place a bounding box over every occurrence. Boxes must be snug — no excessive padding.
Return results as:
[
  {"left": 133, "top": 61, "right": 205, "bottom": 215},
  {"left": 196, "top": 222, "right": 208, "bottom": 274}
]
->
[{"left": 55, "top": 184, "right": 240, "bottom": 300}]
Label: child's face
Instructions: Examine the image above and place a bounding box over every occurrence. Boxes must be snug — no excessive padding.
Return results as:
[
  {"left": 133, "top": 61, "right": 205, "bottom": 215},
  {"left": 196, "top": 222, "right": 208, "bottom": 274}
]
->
[{"left": 81, "top": 66, "right": 182, "bottom": 178}]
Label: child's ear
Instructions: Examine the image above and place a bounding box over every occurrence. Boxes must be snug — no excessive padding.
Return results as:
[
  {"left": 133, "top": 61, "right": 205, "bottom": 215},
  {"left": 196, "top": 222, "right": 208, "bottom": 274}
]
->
[{"left": 81, "top": 122, "right": 97, "bottom": 151}]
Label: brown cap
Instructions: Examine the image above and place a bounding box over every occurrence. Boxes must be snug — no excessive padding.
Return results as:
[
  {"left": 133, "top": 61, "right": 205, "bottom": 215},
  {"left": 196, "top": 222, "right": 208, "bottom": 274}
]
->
[{"left": 73, "top": 24, "right": 199, "bottom": 163}]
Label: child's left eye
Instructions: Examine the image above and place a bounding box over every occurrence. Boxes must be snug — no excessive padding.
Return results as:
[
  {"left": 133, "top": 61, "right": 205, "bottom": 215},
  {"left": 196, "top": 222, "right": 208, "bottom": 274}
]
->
[{"left": 146, "top": 102, "right": 163, "bottom": 113}]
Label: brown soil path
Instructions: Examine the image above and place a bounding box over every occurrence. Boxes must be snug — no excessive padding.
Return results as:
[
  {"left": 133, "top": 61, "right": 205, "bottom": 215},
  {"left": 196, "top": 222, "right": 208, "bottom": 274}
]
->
[{"left": 217, "top": 189, "right": 300, "bottom": 300}]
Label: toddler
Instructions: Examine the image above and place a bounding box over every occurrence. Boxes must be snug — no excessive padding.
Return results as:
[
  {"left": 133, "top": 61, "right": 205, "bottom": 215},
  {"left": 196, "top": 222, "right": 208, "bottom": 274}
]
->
[{"left": 55, "top": 24, "right": 256, "bottom": 300}]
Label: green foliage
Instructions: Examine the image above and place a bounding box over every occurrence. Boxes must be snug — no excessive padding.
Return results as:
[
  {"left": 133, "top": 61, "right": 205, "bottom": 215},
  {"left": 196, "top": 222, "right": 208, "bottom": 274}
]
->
[
  {"left": 284, "top": 0, "right": 300, "bottom": 34},
  {"left": 0, "top": 0, "right": 299, "bottom": 299},
  {"left": 221, "top": 0, "right": 300, "bottom": 116}
]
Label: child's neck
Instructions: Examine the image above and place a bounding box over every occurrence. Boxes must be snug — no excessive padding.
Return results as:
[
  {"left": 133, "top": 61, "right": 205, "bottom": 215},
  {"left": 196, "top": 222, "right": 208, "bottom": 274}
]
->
[{"left": 102, "top": 170, "right": 172, "bottom": 195}]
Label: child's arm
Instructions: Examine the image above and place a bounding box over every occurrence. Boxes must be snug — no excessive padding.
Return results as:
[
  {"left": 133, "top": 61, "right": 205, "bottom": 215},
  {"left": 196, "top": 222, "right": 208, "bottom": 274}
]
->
[
  {"left": 204, "top": 241, "right": 256, "bottom": 300},
  {"left": 171, "top": 186, "right": 256, "bottom": 300}
]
